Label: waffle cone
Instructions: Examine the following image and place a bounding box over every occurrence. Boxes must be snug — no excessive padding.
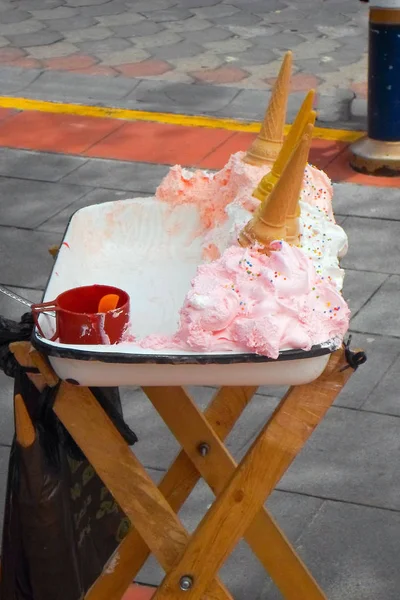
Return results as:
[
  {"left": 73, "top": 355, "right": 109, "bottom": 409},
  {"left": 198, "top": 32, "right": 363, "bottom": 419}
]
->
[
  {"left": 285, "top": 123, "right": 314, "bottom": 243},
  {"left": 275, "top": 91, "right": 315, "bottom": 175},
  {"left": 15, "top": 393, "right": 35, "bottom": 447},
  {"left": 252, "top": 167, "right": 279, "bottom": 203},
  {"left": 243, "top": 51, "right": 292, "bottom": 167},
  {"left": 238, "top": 123, "right": 314, "bottom": 252},
  {"left": 252, "top": 99, "right": 316, "bottom": 204}
]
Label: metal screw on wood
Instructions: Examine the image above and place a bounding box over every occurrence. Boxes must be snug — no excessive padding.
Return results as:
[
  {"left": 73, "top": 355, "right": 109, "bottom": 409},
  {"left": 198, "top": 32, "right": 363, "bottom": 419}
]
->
[
  {"left": 179, "top": 575, "right": 194, "bottom": 591},
  {"left": 198, "top": 443, "right": 210, "bottom": 456}
]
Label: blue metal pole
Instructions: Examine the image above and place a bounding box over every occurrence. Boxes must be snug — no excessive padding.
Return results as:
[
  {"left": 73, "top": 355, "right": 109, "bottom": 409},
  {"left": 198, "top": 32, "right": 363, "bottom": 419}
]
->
[{"left": 349, "top": 0, "right": 400, "bottom": 175}]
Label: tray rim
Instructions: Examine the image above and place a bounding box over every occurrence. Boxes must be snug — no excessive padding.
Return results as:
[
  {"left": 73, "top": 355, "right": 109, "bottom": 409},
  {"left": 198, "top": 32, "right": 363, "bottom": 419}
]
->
[
  {"left": 31, "top": 332, "right": 336, "bottom": 365},
  {"left": 32, "top": 199, "right": 339, "bottom": 366}
]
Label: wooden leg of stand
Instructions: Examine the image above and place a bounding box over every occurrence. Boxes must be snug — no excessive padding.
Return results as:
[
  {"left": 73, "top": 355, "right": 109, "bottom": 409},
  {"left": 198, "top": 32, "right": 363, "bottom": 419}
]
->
[
  {"left": 9, "top": 343, "right": 254, "bottom": 600},
  {"left": 153, "top": 349, "right": 353, "bottom": 600},
  {"left": 9, "top": 343, "right": 234, "bottom": 600},
  {"left": 144, "top": 385, "right": 325, "bottom": 600},
  {"left": 9, "top": 342, "right": 51, "bottom": 392},
  {"left": 29, "top": 348, "right": 59, "bottom": 387},
  {"left": 53, "top": 383, "right": 234, "bottom": 600},
  {"left": 14, "top": 394, "right": 36, "bottom": 448},
  {"left": 11, "top": 342, "right": 356, "bottom": 600},
  {"left": 86, "top": 386, "right": 257, "bottom": 600}
]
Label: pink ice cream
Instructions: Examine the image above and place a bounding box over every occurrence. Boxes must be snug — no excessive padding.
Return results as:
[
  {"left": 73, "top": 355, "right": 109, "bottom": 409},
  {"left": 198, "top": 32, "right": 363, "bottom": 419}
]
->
[
  {"left": 140, "top": 241, "right": 349, "bottom": 359},
  {"left": 155, "top": 151, "right": 335, "bottom": 231},
  {"left": 155, "top": 152, "right": 271, "bottom": 232}
]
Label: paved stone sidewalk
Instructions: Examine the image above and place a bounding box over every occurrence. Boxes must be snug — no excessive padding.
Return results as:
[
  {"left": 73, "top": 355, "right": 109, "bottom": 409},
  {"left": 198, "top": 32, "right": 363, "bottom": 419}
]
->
[
  {"left": 0, "top": 64, "right": 366, "bottom": 130},
  {"left": 1, "top": 146, "right": 400, "bottom": 599},
  {"left": 0, "top": 0, "right": 369, "bottom": 125}
]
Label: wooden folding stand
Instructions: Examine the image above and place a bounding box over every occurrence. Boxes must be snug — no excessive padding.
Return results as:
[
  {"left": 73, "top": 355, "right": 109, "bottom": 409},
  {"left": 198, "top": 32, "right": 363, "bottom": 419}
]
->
[{"left": 10, "top": 341, "right": 358, "bottom": 600}]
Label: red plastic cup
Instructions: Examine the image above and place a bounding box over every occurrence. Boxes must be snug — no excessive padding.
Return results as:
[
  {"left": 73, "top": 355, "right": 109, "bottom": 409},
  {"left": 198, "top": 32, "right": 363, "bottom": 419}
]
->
[{"left": 32, "top": 284, "right": 130, "bottom": 345}]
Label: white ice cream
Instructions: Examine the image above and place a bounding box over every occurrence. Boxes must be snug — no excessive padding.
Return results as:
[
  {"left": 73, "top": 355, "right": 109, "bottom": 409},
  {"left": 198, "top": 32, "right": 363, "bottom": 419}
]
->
[{"left": 204, "top": 201, "right": 348, "bottom": 291}]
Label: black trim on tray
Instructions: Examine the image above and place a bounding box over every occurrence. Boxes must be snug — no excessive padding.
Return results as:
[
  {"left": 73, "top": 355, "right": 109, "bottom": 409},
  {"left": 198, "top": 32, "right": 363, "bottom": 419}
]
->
[{"left": 31, "top": 333, "right": 335, "bottom": 365}]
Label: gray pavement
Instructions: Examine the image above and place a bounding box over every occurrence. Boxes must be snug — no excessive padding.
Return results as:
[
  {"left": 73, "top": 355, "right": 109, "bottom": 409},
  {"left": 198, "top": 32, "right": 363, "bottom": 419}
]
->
[
  {"left": 0, "top": 147, "right": 400, "bottom": 598},
  {"left": 0, "top": 62, "right": 366, "bottom": 131},
  {"left": 0, "top": 0, "right": 370, "bottom": 128}
]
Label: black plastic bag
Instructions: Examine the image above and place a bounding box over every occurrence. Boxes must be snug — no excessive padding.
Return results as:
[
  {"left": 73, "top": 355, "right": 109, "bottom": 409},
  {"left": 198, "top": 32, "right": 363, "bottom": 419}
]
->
[
  {"left": 0, "top": 314, "right": 136, "bottom": 600},
  {"left": 0, "top": 313, "right": 33, "bottom": 378}
]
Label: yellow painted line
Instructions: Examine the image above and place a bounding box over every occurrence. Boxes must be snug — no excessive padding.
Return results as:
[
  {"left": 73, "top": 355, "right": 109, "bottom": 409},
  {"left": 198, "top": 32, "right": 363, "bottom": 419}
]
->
[{"left": 0, "top": 95, "right": 365, "bottom": 143}]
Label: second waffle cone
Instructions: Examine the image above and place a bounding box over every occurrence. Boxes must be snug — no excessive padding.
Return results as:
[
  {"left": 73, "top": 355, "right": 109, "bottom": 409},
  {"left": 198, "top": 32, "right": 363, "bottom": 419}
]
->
[
  {"left": 253, "top": 91, "right": 316, "bottom": 203},
  {"left": 238, "top": 123, "right": 314, "bottom": 253}
]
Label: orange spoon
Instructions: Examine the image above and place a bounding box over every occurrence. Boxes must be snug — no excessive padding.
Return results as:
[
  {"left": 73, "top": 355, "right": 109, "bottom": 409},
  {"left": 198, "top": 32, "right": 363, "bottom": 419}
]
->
[{"left": 98, "top": 293, "right": 119, "bottom": 313}]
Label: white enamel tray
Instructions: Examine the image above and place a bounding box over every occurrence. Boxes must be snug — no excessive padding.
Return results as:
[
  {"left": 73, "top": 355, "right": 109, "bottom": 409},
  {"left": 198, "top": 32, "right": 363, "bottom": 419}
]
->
[{"left": 32, "top": 198, "right": 337, "bottom": 387}]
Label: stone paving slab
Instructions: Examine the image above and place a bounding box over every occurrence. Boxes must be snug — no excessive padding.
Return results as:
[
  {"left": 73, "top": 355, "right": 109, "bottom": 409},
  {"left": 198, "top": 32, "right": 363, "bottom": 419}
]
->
[
  {"left": 351, "top": 97, "right": 367, "bottom": 123},
  {"left": 137, "top": 483, "right": 324, "bottom": 597},
  {"left": 212, "top": 88, "right": 272, "bottom": 120},
  {"left": 0, "top": 66, "right": 41, "bottom": 94},
  {"left": 0, "top": 176, "right": 90, "bottom": 228},
  {"left": 351, "top": 276, "right": 400, "bottom": 338},
  {"left": 25, "top": 69, "right": 141, "bottom": 102},
  {"left": 342, "top": 268, "right": 387, "bottom": 320},
  {"left": 0, "top": 147, "right": 88, "bottom": 182},
  {"left": 333, "top": 183, "right": 400, "bottom": 221},
  {"left": 362, "top": 353, "right": 400, "bottom": 417},
  {"left": 0, "top": 371, "right": 13, "bottom": 447},
  {"left": 259, "top": 500, "right": 400, "bottom": 600},
  {"left": 0, "top": 225, "right": 62, "bottom": 288},
  {"left": 342, "top": 217, "right": 400, "bottom": 275},
  {"left": 60, "top": 158, "right": 170, "bottom": 192},
  {"left": 278, "top": 405, "right": 400, "bottom": 511},
  {"left": 0, "top": 284, "right": 42, "bottom": 320},
  {"left": 0, "top": 446, "right": 11, "bottom": 536},
  {"left": 123, "top": 79, "right": 240, "bottom": 114}
]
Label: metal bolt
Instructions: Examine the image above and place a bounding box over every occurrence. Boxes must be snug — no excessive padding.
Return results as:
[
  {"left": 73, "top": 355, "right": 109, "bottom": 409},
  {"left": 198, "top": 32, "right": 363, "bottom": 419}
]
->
[
  {"left": 179, "top": 576, "right": 194, "bottom": 591},
  {"left": 198, "top": 443, "right": 210, "bottom": 457}
]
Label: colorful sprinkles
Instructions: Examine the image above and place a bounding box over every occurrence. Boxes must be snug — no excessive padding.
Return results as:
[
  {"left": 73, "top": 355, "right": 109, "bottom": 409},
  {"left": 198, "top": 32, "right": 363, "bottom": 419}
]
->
[
  {"left": 302, "top": 167, "right": 333, "bottom": 222},
  {"left": 238, "top": 257, "right": 262, "bottom": 281}
]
